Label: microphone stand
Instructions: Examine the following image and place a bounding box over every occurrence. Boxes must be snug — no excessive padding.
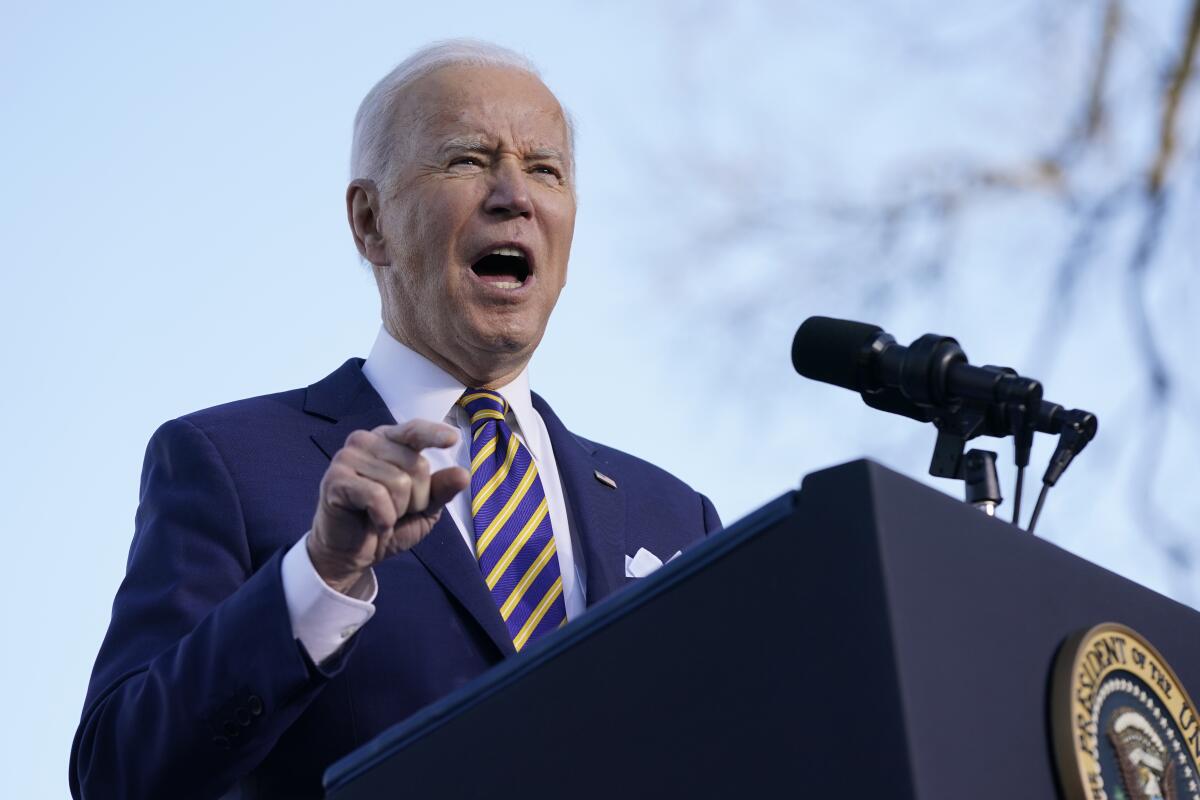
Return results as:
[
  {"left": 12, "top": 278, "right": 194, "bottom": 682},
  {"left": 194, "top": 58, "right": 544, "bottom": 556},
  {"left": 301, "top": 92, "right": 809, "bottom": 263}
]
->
[
  {"left": 920, "top": 367, "right": 1043, "bottom": 520},
  {"left": 917, "top": 396, "right": 1095, "bottom": 531},
  {"left": 926, "top": 411, "right": 1006, "bottom": 516},
  {"left": 963, "top": 449, "right": 1002, "bottom": 516}
]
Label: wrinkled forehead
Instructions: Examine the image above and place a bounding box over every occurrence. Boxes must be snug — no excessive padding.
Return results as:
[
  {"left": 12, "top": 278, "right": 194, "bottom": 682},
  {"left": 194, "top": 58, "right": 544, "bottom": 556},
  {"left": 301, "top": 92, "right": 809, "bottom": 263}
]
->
[{"left": 395, "top": 65, "right": 571, "bottom": 159}]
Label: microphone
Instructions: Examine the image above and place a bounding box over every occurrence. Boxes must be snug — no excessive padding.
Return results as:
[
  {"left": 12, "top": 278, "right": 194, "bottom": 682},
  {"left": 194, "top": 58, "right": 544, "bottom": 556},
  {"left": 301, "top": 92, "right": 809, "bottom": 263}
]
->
[
  {"left": 1026, "top": 407, "right": 1099, "bottom": 534},
  {"left": 791, "top": 316, "right": 1043, "bottom": 411},
  {"left": 791, "top": 315, "right": 1099, "bottom": 533}
]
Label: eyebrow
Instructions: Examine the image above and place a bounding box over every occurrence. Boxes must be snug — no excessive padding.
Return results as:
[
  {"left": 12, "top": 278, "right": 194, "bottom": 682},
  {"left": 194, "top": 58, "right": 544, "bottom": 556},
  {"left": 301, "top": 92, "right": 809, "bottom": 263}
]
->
[
  {"left": 525, "top": 147, "right": 566, "bottom": 163},
  {"left": 439, "top": 136, "right": 490, "bottom": 155},
  {"left": 439, "top": 136, "right": 566, "bottom": 163}
]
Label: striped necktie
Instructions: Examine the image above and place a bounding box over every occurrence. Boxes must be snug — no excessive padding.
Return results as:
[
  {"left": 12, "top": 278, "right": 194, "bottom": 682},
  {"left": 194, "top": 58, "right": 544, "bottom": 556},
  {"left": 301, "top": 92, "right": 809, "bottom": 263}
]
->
[{"left": 459, "top": 389, "right": 567, "bottom": 650}]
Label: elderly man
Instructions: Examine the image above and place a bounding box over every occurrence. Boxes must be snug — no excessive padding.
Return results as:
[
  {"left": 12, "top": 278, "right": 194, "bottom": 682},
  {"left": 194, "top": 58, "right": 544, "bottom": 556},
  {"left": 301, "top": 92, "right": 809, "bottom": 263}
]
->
[{"left": 71, "top": 40, "right": 720, "bottom": 799}]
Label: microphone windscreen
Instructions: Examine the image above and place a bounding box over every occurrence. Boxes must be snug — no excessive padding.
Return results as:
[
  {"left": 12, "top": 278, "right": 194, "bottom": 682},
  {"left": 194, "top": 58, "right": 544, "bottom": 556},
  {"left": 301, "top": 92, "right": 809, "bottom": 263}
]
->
[{"left": 791, "top": 316, "right": 883, "bottom": 391}]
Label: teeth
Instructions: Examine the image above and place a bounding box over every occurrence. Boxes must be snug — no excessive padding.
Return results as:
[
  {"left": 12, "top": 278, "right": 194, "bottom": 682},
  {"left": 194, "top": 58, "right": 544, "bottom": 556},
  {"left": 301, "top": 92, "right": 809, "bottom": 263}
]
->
[
  {"left": 490, "top": 247, "right": 524, "bottom": 258},
  {"left": 493, "top": 281, "right": 522, "bottom": 289}
]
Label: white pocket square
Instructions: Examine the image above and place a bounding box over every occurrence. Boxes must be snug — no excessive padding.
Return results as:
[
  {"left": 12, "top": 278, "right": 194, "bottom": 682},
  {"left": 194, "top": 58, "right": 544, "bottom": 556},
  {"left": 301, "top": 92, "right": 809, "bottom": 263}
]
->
[{"left": 624, "top": 547, "right": 682, "bottom": 578}]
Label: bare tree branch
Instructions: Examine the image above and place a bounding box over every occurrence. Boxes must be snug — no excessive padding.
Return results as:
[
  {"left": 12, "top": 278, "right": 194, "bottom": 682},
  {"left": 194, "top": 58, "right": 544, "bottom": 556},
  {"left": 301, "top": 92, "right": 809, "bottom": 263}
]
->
[
  {"left": 647, "top": 0, "right": 1200, "bottom": 603},
  {"left": 1079, "top": 0, "right": 1122, "bottom": 144},
  {"left": 1149, "top": 0, "right": 1200, "bottom": 193}
]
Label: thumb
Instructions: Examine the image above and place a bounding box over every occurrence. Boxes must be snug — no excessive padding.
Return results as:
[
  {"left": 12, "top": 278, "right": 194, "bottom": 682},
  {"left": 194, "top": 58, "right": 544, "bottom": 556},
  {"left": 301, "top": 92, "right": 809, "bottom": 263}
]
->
[{"left": 429, "top": 466, "right": 470, "bottom": 511}]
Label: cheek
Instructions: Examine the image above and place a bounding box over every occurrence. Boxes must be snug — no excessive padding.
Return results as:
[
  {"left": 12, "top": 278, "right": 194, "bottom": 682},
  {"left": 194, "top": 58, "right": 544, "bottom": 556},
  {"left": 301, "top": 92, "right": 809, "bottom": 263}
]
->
[
  {"left": 550, "top": 201, "right": 577, "bottom": 248},
  {"left": 398, "top": 210, "right": 460, "bottom": 288},
  {"left": 548, "top": 205, "right": 576, "bottom": 286},
  {"left": 397, "top": 182, "right": 477, "bottom": 250},
  {"left": 409, "top": 199, "right": 450, "bottom": 250}
]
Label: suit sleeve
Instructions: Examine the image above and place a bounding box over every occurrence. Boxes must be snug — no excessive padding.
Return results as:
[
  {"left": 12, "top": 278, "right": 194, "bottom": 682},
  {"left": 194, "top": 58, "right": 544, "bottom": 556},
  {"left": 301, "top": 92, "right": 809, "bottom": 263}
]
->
[{"left": 70, "top": 418, "right": 353, "bottom": 800}]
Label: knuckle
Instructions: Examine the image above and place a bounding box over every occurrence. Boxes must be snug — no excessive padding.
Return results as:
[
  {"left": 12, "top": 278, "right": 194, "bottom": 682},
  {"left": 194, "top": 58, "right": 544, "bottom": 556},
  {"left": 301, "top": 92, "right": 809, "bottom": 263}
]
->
[
  {"left": 345, "top": 429, "right": 373, "bottom": 449},
  {"left": 325, "top": 462, "right": 353, "bottom": 483},
  {"left": 369, "top": 482, "right": 390, "bottom": 504}
]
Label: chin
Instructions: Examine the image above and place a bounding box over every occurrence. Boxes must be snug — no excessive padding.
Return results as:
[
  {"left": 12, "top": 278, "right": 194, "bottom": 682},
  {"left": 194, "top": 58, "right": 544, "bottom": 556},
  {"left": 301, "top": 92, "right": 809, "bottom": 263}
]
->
[
  {"left": 476, "top": 330, "right": 536, "bottom": 355},
  {"left": 466, "top": 318, "right": 544, "bottom": 359}
]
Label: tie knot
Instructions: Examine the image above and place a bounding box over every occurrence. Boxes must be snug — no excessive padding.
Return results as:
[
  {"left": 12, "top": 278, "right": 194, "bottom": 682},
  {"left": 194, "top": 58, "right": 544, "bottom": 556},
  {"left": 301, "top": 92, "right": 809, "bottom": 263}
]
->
[{"left": 459, "top": 389, "right": 508, "bottom": 428}]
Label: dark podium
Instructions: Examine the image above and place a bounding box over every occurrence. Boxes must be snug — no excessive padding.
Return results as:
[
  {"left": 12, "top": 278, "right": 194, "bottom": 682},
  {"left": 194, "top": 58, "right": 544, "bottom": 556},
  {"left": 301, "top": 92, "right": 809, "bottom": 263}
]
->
[{"left": 322, "top": 460, "right": 1200, "bottom": 799}]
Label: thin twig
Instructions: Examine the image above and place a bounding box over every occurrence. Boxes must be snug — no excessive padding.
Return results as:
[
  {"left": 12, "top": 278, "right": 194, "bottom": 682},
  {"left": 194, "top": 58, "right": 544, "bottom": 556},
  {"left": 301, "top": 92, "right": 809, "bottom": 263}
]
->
[
  {"left": 1081, "top": 0, "right": 1122, "bottom": 142},
  {"left": 1149, "top": 0, "right": 1200, "bottom": 193}
]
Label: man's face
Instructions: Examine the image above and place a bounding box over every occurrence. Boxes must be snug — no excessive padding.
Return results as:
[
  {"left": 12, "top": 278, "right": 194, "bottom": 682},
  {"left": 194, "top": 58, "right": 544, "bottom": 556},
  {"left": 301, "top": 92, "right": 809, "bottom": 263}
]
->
[{"left": 371, "top": 64, "right": 576, "bottom": 382}]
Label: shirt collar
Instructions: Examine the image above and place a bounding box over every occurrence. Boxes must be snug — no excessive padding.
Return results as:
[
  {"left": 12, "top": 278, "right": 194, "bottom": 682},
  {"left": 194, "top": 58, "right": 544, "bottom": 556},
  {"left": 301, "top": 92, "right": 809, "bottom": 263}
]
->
[{"left": 361, "top": 326, "right": 542, "bottom": 459}]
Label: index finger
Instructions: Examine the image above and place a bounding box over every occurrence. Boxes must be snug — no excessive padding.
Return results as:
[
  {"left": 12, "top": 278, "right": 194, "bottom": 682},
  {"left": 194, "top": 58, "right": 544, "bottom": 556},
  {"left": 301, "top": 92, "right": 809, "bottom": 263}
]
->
[{"left": 379, "top": 419, "right": 460, "bottom": 451}]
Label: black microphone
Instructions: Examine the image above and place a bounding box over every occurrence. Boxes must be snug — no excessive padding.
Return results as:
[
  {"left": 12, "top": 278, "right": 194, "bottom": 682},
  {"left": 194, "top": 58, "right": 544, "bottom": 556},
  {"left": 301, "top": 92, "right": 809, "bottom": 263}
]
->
[
  {"left": 793, "top": 315, "right": 1099, "bottom": 532},
  {"left": 791, "top": 316, "right": 1043, "bottom": 411}
]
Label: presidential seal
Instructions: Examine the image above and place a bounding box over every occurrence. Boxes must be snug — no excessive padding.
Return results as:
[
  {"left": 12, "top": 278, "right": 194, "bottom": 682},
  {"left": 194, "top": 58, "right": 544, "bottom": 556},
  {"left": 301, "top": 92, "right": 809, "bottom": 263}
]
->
[{"left": 1052, "top": 623, "right": 1200, "bottom": 800}]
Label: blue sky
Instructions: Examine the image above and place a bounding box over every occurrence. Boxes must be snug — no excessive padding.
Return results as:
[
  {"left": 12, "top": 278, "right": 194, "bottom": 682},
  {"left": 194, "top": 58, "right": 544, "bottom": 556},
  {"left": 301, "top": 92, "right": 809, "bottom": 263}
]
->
[{"left": 3, "top": 2, "right": 1197, "bottom": 796}]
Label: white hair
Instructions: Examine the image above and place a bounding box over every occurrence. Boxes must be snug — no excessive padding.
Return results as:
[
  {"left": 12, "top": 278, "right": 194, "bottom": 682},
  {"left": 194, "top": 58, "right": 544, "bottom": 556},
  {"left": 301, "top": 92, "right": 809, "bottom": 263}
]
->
[{"left": 350, "top": 39, "right": 575, "bottom": 188}]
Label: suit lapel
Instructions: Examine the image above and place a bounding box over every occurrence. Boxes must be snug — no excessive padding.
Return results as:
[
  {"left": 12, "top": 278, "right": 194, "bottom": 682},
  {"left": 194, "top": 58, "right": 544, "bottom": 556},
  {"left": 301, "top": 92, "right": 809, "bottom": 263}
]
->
[
  {"left": 306, "top": 360, "right": 397, "bottom": 459},
  {"left": 532, "top": 394, "right": 627, "bottom": 605},
  {"left": 409, "top": 518, "right": 516, "bottom": 656},
  {"left": 305, "top": 359, "right": 515, "bottom": 657}
]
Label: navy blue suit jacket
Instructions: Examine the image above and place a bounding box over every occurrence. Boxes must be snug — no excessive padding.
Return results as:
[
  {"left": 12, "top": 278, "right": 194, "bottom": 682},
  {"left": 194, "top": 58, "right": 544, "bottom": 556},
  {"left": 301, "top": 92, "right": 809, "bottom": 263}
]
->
[{"left": 71, "top": 359, "right": 720, "bottom": 799}]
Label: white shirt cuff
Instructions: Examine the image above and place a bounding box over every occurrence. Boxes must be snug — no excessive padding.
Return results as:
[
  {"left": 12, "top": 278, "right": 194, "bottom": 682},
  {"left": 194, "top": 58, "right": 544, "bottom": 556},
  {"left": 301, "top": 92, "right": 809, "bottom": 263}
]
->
[{"left": 280, "top": 532, "right": 377, "bottom": 665}]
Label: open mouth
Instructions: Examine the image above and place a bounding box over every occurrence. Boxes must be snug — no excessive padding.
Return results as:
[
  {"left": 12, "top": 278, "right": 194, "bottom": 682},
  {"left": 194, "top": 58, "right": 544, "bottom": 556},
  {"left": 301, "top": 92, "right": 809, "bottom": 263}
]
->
[{"left": 470, "top": 246, "right": 531, "bottom": 290}]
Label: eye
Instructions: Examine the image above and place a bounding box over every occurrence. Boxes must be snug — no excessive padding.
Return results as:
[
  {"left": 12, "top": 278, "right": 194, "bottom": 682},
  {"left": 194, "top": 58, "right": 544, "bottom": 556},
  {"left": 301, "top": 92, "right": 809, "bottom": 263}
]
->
[
  {"left": 530, "top": 164, "right": 562, "bottom": 180},
  {"left": 449, "top": 156, "right": 485, "bottom": 170}
]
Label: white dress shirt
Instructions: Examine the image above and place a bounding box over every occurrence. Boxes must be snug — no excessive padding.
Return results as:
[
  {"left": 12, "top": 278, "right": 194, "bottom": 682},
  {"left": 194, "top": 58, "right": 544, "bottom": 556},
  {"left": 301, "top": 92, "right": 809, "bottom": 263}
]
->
[{"left": 281, "top": 327, "right": 586, "bottom": 663}]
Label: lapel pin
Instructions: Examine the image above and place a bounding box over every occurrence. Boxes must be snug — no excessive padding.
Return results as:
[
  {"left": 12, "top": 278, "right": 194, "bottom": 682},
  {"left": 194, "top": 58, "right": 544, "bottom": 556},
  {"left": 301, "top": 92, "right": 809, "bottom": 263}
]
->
[{"left": 593, "top": 470, "right": 618, "bottom": 489}]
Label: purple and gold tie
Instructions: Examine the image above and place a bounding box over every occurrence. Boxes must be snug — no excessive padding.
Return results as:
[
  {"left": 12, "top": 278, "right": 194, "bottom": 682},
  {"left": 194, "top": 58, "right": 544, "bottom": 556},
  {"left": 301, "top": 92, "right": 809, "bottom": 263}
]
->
[{"left": 459, "top": 389, "right": 567, "bottom": 650}]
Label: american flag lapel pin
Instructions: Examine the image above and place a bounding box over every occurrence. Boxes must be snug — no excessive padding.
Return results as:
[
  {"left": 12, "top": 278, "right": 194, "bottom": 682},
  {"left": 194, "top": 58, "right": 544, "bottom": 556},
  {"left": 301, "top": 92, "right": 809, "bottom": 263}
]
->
[{"left": 593, "top": 470, "right": 617, "bottom": 489}]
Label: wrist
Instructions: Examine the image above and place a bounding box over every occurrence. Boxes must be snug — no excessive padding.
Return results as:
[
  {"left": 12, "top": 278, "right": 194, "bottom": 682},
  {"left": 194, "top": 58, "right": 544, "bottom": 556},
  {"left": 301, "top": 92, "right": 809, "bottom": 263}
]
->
[{"left": 306, "top": 534, "right": 368, "bottom": 595}]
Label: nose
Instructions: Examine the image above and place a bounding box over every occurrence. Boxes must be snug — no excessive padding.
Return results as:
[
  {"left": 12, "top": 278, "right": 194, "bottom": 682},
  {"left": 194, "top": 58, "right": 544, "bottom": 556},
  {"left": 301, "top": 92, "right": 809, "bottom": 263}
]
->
[{"left": 483, "top": 158, "right": 534, "bottom": 219}]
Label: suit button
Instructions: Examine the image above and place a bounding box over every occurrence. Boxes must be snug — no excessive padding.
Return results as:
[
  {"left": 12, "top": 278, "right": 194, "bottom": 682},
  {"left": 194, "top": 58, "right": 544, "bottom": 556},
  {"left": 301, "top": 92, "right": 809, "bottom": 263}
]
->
[
  {"left": 213, "top": 736, "right": 231, "bottom": 750},
  {"left": 236, "top": 707, "right": 251, "bottom": 726},
  {"left": 248, "top": 695, "right": 263, "bottom": 716}
]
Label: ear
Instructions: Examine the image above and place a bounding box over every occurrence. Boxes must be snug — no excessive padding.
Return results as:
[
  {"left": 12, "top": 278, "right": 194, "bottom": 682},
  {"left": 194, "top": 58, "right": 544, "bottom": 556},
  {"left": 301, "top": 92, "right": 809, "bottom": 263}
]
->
[{"left": 346, "top": 179, "right": 389, "bottom": 266}]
